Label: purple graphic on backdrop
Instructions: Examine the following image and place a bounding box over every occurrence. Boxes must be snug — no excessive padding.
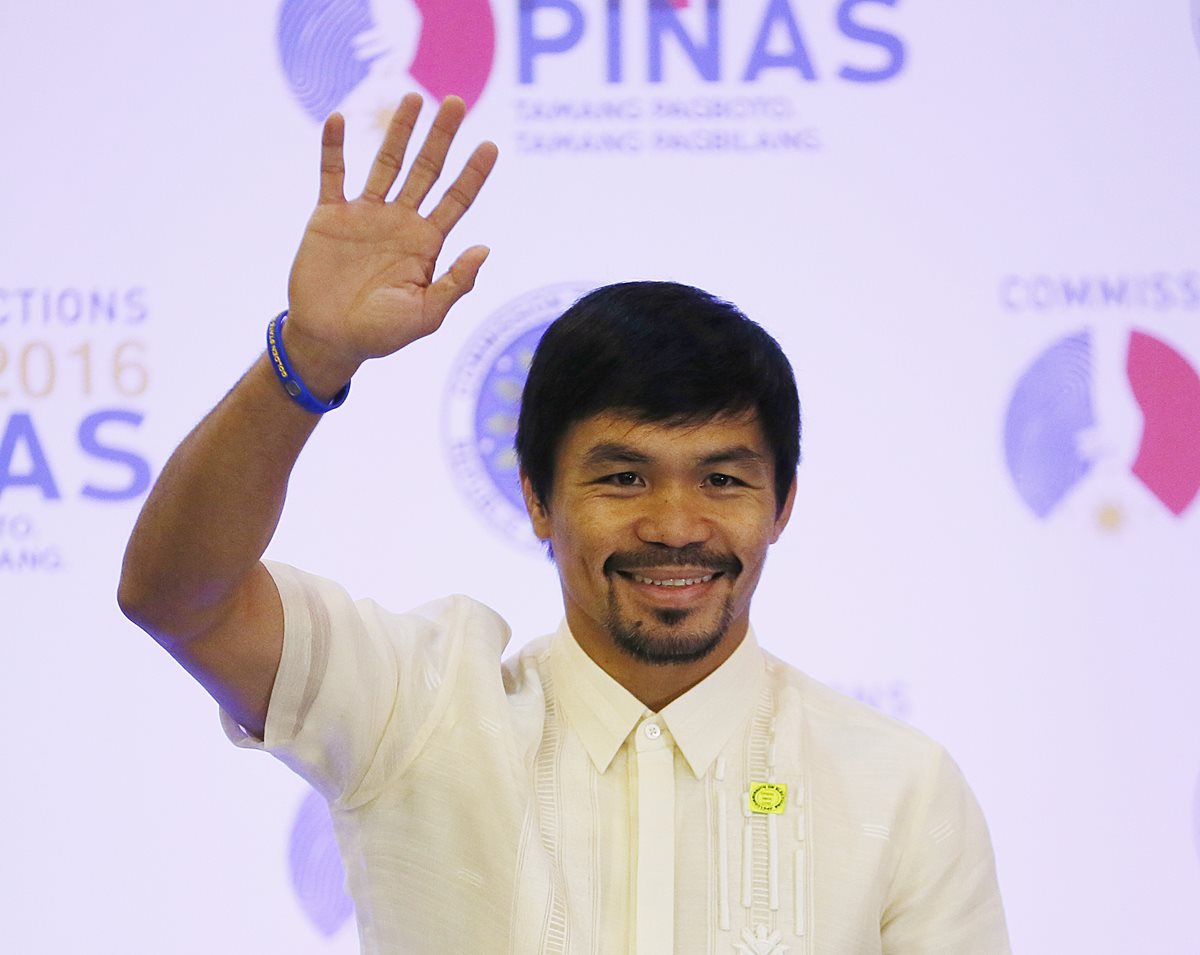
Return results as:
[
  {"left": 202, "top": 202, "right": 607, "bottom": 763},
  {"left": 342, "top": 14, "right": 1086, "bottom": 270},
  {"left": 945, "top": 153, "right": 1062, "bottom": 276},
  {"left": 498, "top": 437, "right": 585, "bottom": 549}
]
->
[
  {"left": 517, "top": 0, "right": 904, "bottom": 85},
  {"left": 277, "top": 0, "right": 495, "bottom": 122},
  {"left": 0, "top": 285, "right": 153, "bottom": 574},
  {"left": 511, "top": 0, "right": 905, "bottom": 156},
  {"left": 290, "top": 789, "right": 353, "bottom": 936},
  {"left": 1193, "top": 0, "right": 1200, "bottom": 58},
  {"left": 444, "top": 282, "right": 595, "bottom": 547},
  {"left": 1004, "top": 331, "right": 1095, "bottom": 518},
  {"left": 278, "top": 0, "right": 374, "bottom": 121}
]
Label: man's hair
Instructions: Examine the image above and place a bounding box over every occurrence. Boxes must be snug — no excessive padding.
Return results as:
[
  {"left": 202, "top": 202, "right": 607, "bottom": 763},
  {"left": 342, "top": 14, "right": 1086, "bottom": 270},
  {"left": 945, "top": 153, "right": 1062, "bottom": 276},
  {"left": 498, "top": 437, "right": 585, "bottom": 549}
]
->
[{"left": 515, "top": 281, "right": 801, "bottom": 512}]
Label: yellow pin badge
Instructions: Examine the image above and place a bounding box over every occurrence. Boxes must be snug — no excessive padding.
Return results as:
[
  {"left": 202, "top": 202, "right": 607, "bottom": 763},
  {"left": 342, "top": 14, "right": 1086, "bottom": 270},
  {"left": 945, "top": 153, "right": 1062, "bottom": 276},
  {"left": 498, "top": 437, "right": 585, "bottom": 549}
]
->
[{"left": 748, "top": 782, "right": 787, "bottom": 814}]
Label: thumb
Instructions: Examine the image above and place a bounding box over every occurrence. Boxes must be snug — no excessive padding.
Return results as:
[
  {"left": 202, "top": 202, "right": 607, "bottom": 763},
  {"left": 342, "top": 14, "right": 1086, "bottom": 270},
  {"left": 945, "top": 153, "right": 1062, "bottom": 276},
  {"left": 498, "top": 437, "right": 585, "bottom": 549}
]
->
[{"left": 425, "top": 245, "right": 490, "bottom": 329}]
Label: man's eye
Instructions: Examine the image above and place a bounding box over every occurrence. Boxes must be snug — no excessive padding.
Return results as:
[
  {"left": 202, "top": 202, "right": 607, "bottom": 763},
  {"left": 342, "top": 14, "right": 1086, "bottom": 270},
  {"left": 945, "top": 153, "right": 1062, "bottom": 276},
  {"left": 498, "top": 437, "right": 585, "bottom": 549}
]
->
[
  {"left": 601, "top": 472, "right": 641, "bottom": 486},
  {"left": 706, "top": 473, "right": 739, "bottom": 488}
]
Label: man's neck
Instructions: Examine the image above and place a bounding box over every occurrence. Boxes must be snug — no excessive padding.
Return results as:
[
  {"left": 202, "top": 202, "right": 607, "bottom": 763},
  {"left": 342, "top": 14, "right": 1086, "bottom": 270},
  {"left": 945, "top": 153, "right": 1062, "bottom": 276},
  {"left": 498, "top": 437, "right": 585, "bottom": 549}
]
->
[{"left": 571, "top": 625, "right": 749, "bottom": 712}]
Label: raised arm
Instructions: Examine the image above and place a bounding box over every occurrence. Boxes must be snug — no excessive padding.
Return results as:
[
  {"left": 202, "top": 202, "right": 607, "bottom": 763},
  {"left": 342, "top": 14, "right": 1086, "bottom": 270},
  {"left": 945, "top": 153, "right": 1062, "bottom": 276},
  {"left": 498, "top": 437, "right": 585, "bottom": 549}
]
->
[{"left": 118, "top": 95, "right": 497, "bottom": 738}]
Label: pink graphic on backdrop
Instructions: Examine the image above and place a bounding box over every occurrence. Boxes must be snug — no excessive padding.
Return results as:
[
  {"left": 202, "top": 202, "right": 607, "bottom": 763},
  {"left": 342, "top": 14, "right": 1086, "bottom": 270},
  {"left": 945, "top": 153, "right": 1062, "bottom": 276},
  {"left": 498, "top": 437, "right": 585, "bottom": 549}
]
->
[
  {"left": 409, "top": 0, "right": 495, "bottom": 108},
  {"left": 1128, "top": 331, "right": 1200, "bottom": 515}
]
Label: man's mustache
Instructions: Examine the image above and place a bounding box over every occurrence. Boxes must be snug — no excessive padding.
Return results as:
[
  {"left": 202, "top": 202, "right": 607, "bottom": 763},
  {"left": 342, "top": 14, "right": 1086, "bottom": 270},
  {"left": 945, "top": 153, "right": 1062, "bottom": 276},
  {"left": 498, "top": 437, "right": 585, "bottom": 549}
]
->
[{"left": 604, "top": 545, "right": 742, "bottom": 577}]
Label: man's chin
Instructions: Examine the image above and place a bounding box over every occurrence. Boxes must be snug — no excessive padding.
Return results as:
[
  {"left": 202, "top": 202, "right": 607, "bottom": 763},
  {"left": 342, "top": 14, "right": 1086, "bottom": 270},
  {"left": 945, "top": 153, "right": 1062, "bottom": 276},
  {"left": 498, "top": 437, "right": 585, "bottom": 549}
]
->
[
  {"left": 651, "top": 606, "right": 691, "bottom": 626},
  {"left": 606, "top": 612, "right": 727, "bottom": 666},
  {"left": 604, "top": 586, "right": 737, "bottom": 665}
]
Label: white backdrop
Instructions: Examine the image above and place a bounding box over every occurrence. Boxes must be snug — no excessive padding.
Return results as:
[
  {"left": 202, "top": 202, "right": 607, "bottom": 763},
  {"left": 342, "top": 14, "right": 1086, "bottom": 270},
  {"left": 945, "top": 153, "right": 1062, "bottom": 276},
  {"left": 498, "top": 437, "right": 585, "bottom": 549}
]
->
[{"left": 3, "top": 1, "right": 1199, "bottom": 952}]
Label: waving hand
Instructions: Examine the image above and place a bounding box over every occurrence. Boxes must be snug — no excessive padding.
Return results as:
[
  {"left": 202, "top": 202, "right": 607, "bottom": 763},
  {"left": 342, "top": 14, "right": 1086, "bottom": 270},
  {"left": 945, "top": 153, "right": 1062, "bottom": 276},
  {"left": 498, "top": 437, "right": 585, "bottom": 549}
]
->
[{"left": 285, "top": 93, "right": 499, "bottom": 392}]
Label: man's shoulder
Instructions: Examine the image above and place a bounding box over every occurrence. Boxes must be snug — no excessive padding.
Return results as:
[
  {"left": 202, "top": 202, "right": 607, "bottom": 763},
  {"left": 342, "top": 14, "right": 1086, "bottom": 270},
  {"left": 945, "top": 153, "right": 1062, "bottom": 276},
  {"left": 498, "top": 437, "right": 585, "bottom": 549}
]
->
[
  {"left": 270, "top": 560, "right": 510, "bottom": 633},
  {"left": 500, "top": 630, "right": 555, "bottom": 686},
  {"left": 763, "top": 652, "right": 945, "bottom": 767}
]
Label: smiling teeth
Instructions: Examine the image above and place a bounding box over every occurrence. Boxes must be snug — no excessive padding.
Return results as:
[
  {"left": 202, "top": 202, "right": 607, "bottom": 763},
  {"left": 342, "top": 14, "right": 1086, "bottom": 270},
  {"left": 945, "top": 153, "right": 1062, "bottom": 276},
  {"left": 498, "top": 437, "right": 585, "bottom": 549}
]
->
[{"left": 632, "top": 574, "right": 714, "bottom": 587}]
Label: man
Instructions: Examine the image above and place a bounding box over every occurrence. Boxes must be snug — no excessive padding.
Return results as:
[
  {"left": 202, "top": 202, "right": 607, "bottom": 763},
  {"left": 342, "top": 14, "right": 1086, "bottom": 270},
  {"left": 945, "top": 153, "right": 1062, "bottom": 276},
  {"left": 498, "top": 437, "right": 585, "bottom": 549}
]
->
[{"left": 119, "top": 94, "right": 1009, "bottom": 953}]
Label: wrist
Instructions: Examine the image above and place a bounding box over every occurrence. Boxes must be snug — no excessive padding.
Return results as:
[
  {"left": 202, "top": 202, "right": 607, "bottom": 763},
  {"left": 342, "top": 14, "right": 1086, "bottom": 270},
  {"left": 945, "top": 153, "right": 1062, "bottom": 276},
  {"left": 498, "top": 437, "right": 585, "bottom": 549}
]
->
[
  {"left": 266, "top": 311, "right": 355, "bottom": 413},
  {"left": 280, "top": 318, "right": 362, "bottom": 393}
]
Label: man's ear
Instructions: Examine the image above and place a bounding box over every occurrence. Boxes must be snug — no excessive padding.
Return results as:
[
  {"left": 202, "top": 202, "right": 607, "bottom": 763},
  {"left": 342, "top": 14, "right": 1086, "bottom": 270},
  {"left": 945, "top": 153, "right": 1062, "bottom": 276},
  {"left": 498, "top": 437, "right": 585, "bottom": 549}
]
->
[
  {"left": 770, "top": 475, "right": 797, "bottom": 544},
  {"left": 520, "top": 471, "right": 552, "bottom": 540}
]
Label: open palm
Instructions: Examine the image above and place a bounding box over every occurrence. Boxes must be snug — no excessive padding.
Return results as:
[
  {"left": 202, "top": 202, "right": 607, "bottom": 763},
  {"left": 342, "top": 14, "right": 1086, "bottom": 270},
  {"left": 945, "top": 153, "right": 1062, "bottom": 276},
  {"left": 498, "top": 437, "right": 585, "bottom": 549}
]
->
[{"left": 286, "top": 94, "right": 498, "bottom": 384}]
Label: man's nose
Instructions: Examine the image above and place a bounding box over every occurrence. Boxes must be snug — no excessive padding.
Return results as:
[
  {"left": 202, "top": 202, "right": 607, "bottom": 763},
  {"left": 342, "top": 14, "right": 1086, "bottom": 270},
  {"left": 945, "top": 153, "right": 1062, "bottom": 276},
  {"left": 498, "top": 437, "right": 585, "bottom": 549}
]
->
[{"left": 633, "top": 486, "right": 713, "bottom": 548}]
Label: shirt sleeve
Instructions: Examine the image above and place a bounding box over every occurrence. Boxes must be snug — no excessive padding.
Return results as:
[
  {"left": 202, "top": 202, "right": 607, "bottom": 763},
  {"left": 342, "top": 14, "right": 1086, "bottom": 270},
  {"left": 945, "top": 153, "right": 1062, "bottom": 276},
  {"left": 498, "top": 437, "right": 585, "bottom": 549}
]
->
[
  {"left": 880, "top": 748, "right": 1011, "bottom": 954},
  {"left": 220, "top": 560, "right": 511, "bottom": 808}
]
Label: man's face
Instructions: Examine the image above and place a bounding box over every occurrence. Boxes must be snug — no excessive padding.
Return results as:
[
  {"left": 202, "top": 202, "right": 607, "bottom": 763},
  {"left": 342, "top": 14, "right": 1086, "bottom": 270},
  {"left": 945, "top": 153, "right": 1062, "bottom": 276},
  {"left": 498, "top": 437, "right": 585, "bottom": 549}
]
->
[{"left": 522, "top": 411, "right": 794, "bottom": 670}]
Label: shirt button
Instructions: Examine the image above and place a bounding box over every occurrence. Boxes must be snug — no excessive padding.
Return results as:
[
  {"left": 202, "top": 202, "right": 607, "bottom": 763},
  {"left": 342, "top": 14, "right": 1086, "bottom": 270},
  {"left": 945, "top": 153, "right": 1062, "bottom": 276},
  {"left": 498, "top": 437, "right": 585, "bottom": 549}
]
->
[{"left": 643, "top": 722, "right": 662, "bottom": 740}]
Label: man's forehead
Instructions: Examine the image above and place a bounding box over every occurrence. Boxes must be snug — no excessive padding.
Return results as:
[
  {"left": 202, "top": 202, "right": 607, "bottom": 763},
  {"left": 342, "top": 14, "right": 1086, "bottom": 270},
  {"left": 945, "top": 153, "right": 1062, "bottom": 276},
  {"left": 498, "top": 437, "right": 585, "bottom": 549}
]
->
[{"left": 562, "top": 409, "right": 769, "bottom": 459}]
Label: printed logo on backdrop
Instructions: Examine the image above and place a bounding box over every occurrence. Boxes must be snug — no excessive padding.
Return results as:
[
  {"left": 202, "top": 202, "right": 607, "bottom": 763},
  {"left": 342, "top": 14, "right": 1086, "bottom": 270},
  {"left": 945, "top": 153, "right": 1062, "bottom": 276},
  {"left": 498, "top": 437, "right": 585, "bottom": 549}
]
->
[
  {"left": 1000, "top": 272, "right": 1200, "bottom": 315},
  {"left": 444, "top": 281, "right": 595, "bottom": 547},
  {"left": 1002, "top": 325, "right": 1200, "bottom": 529},
  {"left": 290, "top": 789, "right": 354, "bottom": 937},
  {"left": 275, "top": 0, "right": 907, "bottom": 152},
  {"left": 828, "top": 680, "right": 912, "bottom": 720},
  {"left": 513, "top": 0, "right": 905, "bottom": 156},
  {"left": 277, "top": 0, "right": 496, "bottom": 123},
  {"left": 0, "top": 287, "right": 152, "bottom": 573}
]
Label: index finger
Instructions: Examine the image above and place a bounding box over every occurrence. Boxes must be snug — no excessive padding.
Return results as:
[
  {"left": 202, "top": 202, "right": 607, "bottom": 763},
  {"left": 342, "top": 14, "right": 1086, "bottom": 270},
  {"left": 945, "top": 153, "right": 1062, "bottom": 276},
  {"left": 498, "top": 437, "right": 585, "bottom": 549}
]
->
[{"left": 318, "top": 113, "right": 347, "bottom": 204}]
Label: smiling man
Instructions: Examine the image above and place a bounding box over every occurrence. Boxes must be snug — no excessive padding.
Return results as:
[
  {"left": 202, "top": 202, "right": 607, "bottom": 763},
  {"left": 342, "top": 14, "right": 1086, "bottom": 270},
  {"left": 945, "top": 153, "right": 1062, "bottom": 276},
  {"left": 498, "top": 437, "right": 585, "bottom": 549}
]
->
[
  {"left": 537, "top": 411, "right": 776, "bottom": 686},
  {"left": 515, "top": 285, "right": 799, "bottom": 714},
  {"left": 119, "top": 95, "right": 1009, "bottom": 953}
]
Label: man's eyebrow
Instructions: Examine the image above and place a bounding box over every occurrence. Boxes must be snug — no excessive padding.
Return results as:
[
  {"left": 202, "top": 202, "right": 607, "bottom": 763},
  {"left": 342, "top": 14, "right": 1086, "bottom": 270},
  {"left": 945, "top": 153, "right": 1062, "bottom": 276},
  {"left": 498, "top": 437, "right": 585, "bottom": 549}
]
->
[
  {"left": 579, "top": 443, "right": 767, "bottom": 469},
  {"left": 699, "top": 446, "right": 768, "bottom": 468},
  {"left": 581, "top": 443, "right": 653, "bottom": 468}
]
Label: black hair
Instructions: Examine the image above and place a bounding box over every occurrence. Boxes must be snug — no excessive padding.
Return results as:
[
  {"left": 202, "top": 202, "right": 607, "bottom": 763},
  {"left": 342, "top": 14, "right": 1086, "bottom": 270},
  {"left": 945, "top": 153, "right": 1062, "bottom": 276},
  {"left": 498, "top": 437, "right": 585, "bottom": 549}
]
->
[{"left": 515, "top": 281, "right": 801, "bottom": 512}]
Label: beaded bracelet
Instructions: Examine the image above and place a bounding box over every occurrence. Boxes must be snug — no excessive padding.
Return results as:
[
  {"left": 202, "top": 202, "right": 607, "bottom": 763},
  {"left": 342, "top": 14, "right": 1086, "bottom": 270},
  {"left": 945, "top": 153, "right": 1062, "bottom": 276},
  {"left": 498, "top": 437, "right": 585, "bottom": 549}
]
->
[{"left": 266, "top": 310, "right": 351, "bottom": 414}]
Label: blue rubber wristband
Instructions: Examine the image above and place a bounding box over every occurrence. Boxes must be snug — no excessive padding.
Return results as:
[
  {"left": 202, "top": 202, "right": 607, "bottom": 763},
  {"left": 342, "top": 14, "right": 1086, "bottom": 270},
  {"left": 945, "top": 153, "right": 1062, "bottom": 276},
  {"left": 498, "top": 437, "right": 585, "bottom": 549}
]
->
[{"left": 266, "top": 310, "right": 350, "bottom": 414}]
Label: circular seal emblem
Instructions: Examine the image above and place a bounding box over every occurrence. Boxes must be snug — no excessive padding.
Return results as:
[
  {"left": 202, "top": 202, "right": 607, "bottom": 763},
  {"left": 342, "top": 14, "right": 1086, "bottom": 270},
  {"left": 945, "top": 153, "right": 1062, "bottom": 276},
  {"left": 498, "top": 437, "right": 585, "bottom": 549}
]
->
[
  {"left": 749, "top": 782, "right": 787, "bottom": 814},
  {"left": 444, "top": 282, "right": 595, "bottom": 548}
]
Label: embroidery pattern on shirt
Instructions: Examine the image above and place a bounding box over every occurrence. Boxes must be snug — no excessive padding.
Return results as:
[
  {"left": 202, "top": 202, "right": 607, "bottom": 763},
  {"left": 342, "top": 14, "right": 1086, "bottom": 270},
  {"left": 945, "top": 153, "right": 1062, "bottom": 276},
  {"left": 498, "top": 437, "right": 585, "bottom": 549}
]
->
[
  {"left": 533, "top": 669, "right": 570, "bottom": 954},
  {"left": 735, "top": 924, "right": 790, "bottom": 955},
  {"left": 736, "top": 677, "right": 810, "bottom": 952},
  {"left": 742, "top": 689, "right": 776, "bottom": 929},
  {"left": 714, "top": 756, "right": 732, "bottom": 931}
]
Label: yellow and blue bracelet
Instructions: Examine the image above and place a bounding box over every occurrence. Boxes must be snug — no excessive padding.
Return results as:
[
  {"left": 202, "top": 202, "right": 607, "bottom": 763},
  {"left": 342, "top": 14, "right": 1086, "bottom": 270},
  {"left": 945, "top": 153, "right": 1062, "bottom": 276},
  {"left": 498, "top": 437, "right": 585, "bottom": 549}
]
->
[{"left": 266, "top": 310, "right": 351, "bottom": 414}]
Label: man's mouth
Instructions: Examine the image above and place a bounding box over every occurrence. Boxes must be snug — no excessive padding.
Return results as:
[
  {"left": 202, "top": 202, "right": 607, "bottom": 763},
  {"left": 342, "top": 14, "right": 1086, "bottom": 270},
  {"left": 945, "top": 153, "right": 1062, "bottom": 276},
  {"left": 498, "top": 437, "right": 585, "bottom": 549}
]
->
[
  {"left": 605, "top": 546, "right": 740, "bottom": 589},
  {"left": 626, "top": 572, "right": 719, "bottom": 588}
]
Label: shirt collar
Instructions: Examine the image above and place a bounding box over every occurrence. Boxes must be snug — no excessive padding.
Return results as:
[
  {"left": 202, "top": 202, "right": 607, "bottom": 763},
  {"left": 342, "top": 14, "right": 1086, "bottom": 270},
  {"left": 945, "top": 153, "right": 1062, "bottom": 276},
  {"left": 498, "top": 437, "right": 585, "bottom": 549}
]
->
[{"left": 549, "top": 623, "right": 766, "bottom": 779}]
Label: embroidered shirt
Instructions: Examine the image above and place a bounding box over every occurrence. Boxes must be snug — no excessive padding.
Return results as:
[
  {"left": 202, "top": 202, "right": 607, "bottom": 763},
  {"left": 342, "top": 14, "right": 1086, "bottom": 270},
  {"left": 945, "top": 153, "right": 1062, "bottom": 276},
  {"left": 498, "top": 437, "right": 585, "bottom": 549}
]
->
[{"left": 224, "top": 561, "right": 1010, "bottom": 954}]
